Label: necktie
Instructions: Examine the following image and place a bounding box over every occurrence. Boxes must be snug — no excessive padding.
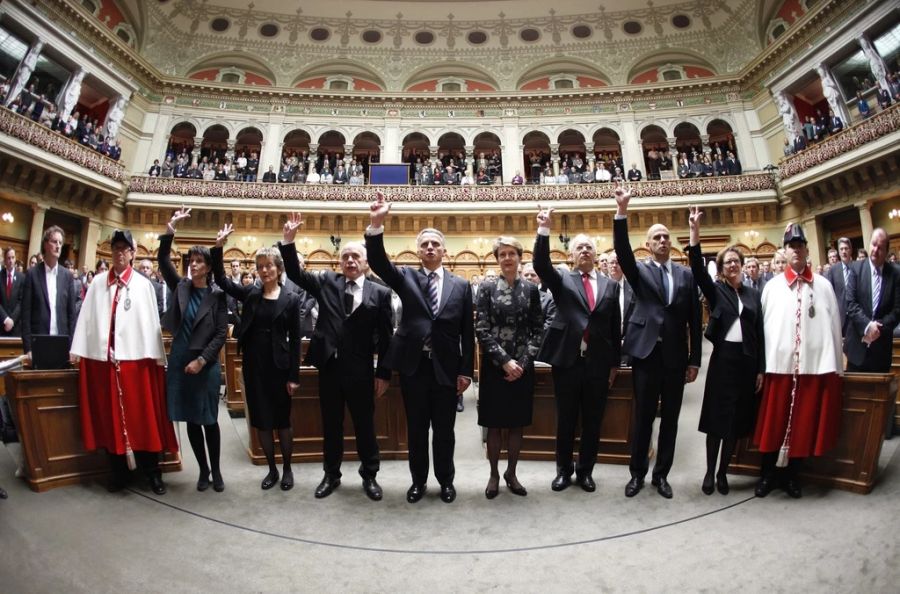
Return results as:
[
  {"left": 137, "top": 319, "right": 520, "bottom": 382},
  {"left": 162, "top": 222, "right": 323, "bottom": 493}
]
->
[
  {"left": 344, "top": 280, "right": 355, "bottom": 316},
  {"left": 427, "top": 271, "right": 439, "bottom": 317},
  {"left": 659, "top": 264, "right": 670, "bottom": 305},
  {"left": 581, "top": 272, "right": 595, "bottom": 346},
  {"left": 5, "top": 272, "right": 11, "bottom": 300},
  {"left": 872, "top": 267, "right": 881, "bottom": 315},
  {"left": 843, "top": 264, "right": 849, "bottom": 288}
]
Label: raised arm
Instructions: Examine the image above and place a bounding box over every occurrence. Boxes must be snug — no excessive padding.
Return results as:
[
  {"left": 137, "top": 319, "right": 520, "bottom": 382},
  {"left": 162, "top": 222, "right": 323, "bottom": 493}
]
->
[
  {"left": 211, "top": 223, "right": 253, "bottom": 302},
  {"left": 532, "top": 205, "right": 564, "bottom": 295},
  {"left": 364, "top": 191, "right": 405, "bottom": 290},
  {"left": 157, "top": 206, "right": 191, "bottom": 291},
  {"left": 687, "top": 205, "right": 717, "bottom": 305},
  {"left": 278, "top": 212, "right": 323, "bottom": 297},
  {"left": 612, "top": 185, "right": 640, "bottom": 288}
]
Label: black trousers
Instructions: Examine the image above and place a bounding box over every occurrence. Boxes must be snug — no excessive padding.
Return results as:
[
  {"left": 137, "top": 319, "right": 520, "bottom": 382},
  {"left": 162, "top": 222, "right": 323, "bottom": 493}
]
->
[
  {"left": 400, "top": 354, "right": 457, "bottom": 487},
  {"left": 629, "top": 344, "right": 687, "bottom": 480},
  {"left": 319, "top": 356, "right": 380, "bottom": 480},
  {"left": 552, "top": 359, "right": 609, "bottom": 477}
]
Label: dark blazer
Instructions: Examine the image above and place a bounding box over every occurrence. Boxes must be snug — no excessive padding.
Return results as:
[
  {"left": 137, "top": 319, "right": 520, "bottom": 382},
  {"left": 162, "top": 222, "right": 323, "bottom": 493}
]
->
[
  {"left": 845, "top": 258, "right": 900, "bottom": 372},
  {"left": 211, "top": 247, "right": 301, "bottom": 382},
  {"left": 158, "top": 234, "right": 228, "bottom": 365},
  {"left": 279, "top": 242, "right": 392, "bottom": 380},
  {"left": 613, "top": 217, "right": 702, "bottom": 368},
  {"left": 21, "top": 262, "right": 78, "bottom": 353},
  {"left": 365, "top": 232, "right": 474, "bottom": 387},
  {"left": 0, "top": 267, "right": 24, "bottom": 336},
  {"left": 539, "top": 288, "right": 556, "bottom": 333},
  {"left": 824, "top": 261, "right": 852, "bottom": 331},
  {"left": 742, "top": 276, "right": 766, "bottom": 294},
  {"left": 533, "top": 233, "right": 620, "bottom": 373},
  {"left": 283, "top": 277, "right": 316, "bottom": 337},
  {"left": 689, "top": 245, "right": 764, "bottom": 373}
]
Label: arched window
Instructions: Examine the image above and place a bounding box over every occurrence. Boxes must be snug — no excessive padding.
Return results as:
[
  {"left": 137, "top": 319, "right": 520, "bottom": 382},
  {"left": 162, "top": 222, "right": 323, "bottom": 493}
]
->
[
  {"left": 442, "top": 82, "right": 462, "bottom": 92},
  {"left": 221, "top": 72, "right": 240, "bottom": 84},
  {"left": 329, "top": 80, "right": 349, "bottom": 90},
  {"left": 554, "top": 79, "right": 575, "bottom": 89}
]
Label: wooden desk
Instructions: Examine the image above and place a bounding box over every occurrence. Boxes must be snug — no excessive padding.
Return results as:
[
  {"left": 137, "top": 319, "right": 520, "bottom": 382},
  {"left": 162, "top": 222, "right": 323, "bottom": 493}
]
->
[
  {"left": 5, "top": 369, "right": 182, "bottom": 492},
  {"left": 892, "top": 338, "right": 900, "bottom": 434},
  {"left": 514, "top": 366, "right": 633, "bottom": 465},
  {"left": 729, "top": 372, "right": 896, "bottom": 494},
  {"left": 243, "top": 368, "right": 408, "bottom": 464}
]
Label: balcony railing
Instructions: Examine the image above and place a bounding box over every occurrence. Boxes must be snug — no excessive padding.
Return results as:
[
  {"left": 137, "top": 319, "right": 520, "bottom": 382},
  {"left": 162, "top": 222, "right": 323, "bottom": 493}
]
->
[
  {"left": 780, "top": 104, "right": 900, "bottom": 180},
  {"left": 0, "top": 107, "right": 127, "bottom": 183},
  {"left": 127, "top": 172, "right": 776, "bottom": 203}
]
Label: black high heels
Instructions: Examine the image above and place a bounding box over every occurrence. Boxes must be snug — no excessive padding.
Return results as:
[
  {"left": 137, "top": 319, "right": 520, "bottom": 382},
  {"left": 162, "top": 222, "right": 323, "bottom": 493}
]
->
[
  {"left": 701, "top": 473, "right": 715, "bottom": 495},
  {"left": 503, "top": 471, "right": 527, "bottom": 496}
]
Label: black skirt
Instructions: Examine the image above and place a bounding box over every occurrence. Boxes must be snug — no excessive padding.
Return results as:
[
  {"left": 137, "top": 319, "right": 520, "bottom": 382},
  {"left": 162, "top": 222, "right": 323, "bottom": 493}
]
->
[
  {"left": 477, "top": 359, "right": 534, "bottom": 429},
  {"left": 698, "top": 341, "right": 758, "bottom": 439}
]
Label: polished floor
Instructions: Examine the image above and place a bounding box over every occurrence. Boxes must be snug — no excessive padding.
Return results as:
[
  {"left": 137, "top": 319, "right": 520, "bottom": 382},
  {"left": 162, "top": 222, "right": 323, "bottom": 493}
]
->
[{"left": 1, "top": 346, "right": 898, "bottom": 593}]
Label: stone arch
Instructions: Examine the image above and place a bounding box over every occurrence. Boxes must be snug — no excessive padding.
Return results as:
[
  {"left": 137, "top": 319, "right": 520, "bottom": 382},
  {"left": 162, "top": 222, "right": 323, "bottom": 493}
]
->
[
  {"left": 185, "top": 51, "right": 278, "bottom": 85},
  {"left": 516, "top": 57, "right": 611, "bottom": 90},
  {"left": 402, "top": 62, "right": 499, "bottom": 92},
  {"left": 626, "top": 49, "right": 718, "bottom": 84},
  {"left": 291, "top": 58, "right": 387, "bottom": 91}
]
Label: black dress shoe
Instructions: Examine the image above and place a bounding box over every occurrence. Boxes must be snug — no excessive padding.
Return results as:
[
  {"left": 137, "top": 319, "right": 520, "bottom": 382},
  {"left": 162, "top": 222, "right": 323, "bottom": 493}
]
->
[
  {"left": 406, "top": 483, "right": 426, "bottom": 503},
  {"left": 576, "top": 474, "right": 596, "bottom": 492},
  {"left": 701, "top": 473, "right": 715, "bottom": 495},
  {"left": 625, "top": 476, "right": 644, "bottom": 497},
  {"left": 261, "top": 469, "right": 280, "bottom": 490},
  {"left": 754, "top": 475, "right": 776, "bottom": 498},
  {"left": 0, "top": 485, "right": 7, "bottom": 499},
  {"left": 655, "top": 477, "right": 673, "bottom": 499},
  {"left": 362, "top": 478, "right": 382, "bottom": 501},
  {"left": 314, "top": 475, "right": 340, "bottom": 498},
  {"left": 212, "top": 471, "right": 225, "bottom": 493},
  {"left": 783, "top": 478, "right": 802, "bottom": 499},
  {"left": 197, "top": 472, "right": 211, "bottom": 492},
  {"left": 280, "top": 470, "right": 294, "bottom": 491},
  {"left": 456, "top": 395, "right": 464, "bottom": 412},
  {"left": 485, "top": 476, "right": 500, "bottom": 500},
  {"left": 149, "top": 472, "right": 167, "bottom": 495},
  {"left": 716, "top": 473, "right": 730, "bottom": 495},
  {"left": 551, "top": 473, "right": 572, "bottom": 492},
  {"left": 440, "top": 484, "right": 456, "bottom": 503},
  {"left": 503, "top": 472, "right": 527, "bottom": 496}
]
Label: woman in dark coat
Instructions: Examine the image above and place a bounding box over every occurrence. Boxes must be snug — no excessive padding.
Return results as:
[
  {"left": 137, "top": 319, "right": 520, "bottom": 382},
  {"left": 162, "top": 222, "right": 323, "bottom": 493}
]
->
[
  {"left": 687, "top": 205, "right": 765, "bottom": 495},
  {"left": 475, "top": 236, "right": 544, "bottom": 499},
  {"left": 212, "top": 224, "right": 302, "bottom": 491},
  {"left": 158, "top": 207, "right": 229, "bottom": 492}
]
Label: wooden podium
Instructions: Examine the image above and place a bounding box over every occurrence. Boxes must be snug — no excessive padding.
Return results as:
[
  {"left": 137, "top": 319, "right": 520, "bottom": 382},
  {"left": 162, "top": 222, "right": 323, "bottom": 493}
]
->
[
  {"left": 5, "top": 369, "right": 182, "bottom": 492},
  {"left": 729, "top": 372, "right": 896, "bottom": 494}
]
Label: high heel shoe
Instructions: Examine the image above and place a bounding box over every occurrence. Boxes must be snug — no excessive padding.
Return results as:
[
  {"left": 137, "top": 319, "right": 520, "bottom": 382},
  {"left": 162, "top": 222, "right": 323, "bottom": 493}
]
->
[
  {"left": 701, "top": 472, "right": 714, "bottom": 495},
  {"left": 280, "top": 469, "right": 294, "bottom": 491},
  {"left": 716, "top": 473, "right": 729, "bottom": 495},
  {"left": 503, "top": 471, "right": 527, "bottom": 497},
  {"left": 261, "top": 469, "right": 279, "bottom": 490},
  {"left": 197, "top": 471, "right": 211, "bottom": 492},
  {"left": 212, "top": 470, "right": 225, "bottom": 493}
]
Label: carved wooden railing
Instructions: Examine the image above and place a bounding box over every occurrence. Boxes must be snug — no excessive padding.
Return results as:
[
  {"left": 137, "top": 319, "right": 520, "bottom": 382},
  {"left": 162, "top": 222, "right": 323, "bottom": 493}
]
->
[
  {"left": 0, "top": 107, "right": 127, "bottom": 182},
  {"left": 780, "top": 103, "right": 900, "bottom": 180},
  {"left": 127, "top": 172, "right": 776, "bottom": 202}
]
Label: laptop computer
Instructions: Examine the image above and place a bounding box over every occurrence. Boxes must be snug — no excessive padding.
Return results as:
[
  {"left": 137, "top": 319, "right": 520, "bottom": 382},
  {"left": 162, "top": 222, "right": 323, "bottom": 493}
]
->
[{"left": 31, "top": 334, "right": 71, "bottom": 370}]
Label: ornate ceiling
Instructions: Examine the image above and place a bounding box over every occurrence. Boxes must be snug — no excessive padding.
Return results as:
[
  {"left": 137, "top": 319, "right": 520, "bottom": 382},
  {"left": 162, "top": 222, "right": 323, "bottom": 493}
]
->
[{"left": 78, "top": 0, "right": 797, "bottom": 91}]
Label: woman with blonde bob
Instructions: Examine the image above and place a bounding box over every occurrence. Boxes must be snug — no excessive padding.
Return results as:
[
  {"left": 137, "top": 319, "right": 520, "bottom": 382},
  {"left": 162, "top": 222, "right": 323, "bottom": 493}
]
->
[
  {"left": 212, "top": 226, "right": 302, "bottom": 491},
  {"left": 475, "top": 236, "right": 544, "bottom": 499}
]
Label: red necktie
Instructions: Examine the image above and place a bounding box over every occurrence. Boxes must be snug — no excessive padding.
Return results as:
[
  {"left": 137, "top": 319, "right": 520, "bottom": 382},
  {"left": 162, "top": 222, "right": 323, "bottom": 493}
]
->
[
  {"left": 582, "top": 272, "right": 595, "bottom": 345},
  {"left": 5, "top": 272, "right": 11, "bottom": 300}
]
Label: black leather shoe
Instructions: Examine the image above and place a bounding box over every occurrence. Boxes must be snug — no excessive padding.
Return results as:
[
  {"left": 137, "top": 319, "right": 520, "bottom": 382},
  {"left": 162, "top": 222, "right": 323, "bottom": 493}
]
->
[
  {"left": 197, "top": 472, "right": 210, "bottom": 492},
  {"left": 485, "top": 476, "right": 500, "bottom": 500},
  {"left": 576, "top": 474, "right": 596, "bottom": 492},
  {"left": 551, "top": 473, "right": 572, "bottom": 491},
  {"left": 212, "top": 471, "right": 225, "bottom": 493},
  {"left": 0, "top": 485, "right": 7, "bottom": 499},
  {"left": 783, "top": 478, "right": 802, "bottom": 499},
  {"left": 280, "top": 470, "right": 294, "bottom": 491},
  {"left": 406, "top": 483, "right": 426, "bottom": 503},
  {"left": 655, "top": 477, "right": 673, "bottom": 499},
  {"left": 261, "top": 469, "right": 279, "bottom": 490},
  {"left": 702, "top": 473, "right": 715, "bottom": 495},
  {"left": 456, "top": 395, "right": 464, "bottom": 412},
  {"left": 362, "top": 478, "right": 383, "bottom": 501},
  {"left": 503, "top": 472, "right": 527, "bottom": 496},
  {"left": 754, "top": 475, "right": 776, "bottom": 498},
  {"left": 314, "top": 475, "right": 340, "bottom": 498},
  {"left": 440, "top": 484, "right": 456, "bottom": 503},
  {"left": 149, "top": 472, "right": 167, "bottom": 495},
  {"left": 625, "top": 476, "right": 644, "bottom": 497},
  {"left": 716, "top": 473, "right": 730, "bottom": 495}
]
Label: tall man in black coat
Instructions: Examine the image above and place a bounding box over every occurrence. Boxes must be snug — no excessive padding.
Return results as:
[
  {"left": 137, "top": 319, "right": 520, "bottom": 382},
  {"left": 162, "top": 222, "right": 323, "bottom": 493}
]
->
[
  {"left": 534, "top": 207, "right": 621, "bottom": 493},
  {"left": 613, "top": 186, "right": 702, "bottom": 499},
  {"left": 0, "top": 247, "right": 24, "bottom": 336},
  {"left": 845, "top": 228, "right": 900, "bottom": 373},
  {"left": 364, "top": 192, "right": 474, "bottom": 503},
  {"left": 279, "top": 213, "right": 393, "bottom": 501},
  {"left": 21, "top": 225, "right": 78, "bottom": 359},
  {"left": 824, "top": 236, "right": 854, "bottom": 334}
]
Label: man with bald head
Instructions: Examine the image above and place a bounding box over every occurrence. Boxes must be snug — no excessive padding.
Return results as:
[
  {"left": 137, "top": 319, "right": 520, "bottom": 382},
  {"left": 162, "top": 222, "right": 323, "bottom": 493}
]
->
[
  {"left": 613, "top": 186, "right": 701, "bottom": 499},
  {"left": 845, "top": 228, "right": 900, "bottom": 373}
]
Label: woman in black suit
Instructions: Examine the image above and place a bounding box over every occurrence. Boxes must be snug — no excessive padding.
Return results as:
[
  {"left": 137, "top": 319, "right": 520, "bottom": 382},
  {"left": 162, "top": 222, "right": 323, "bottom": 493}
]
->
[
  {"left": 212, "top": 224, "right": 302, "bottom": 491},
  {"left": 687, "top": 205, "right": 764, "bottom": 495},
  {"left": 158, "top": 207, "right": 229, "bottom": 492},
  {"left": 475, "top": 236, "right": 544, "bottom": 499}
]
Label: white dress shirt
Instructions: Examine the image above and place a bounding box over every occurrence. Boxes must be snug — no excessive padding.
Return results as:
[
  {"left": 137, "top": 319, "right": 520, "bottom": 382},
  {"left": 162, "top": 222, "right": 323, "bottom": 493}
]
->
[
  {"left": 345, "top": 275, "right": 364, "bottom": 313},
  {"left": 44, "top": 262, "right": 59, "bottom": 335}
]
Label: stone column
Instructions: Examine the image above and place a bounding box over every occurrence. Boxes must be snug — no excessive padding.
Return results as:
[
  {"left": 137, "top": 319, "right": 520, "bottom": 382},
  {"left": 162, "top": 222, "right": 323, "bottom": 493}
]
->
[
  {"left": 4, "top": 39, "right": 43, "bottom": 108},
  {"left": 667, "top": 136, "right": 679, "bottom": 160},
  {"left": 700, "top": 134, "right": 710, "bottom": 154},
  {"left": 27, "top": 204, "right": 48, "bottom": 260},
  {"left": 772, "top": 90, "right": 803, "bottom": 140},
  {"left": 464, "top": 144, "right": 475, "bottom": 176},
  {"left": 192, "top": 136, "right": 204, "bottom": 166},
  {"left": 56, "top": 68, "right": 86, "bottom": 121},
  {"left": 620, "top": 117, "right": 641, "bottom": 173},
  {"left": 225, "top": 139, "right": 236, "bottom": 164},
  {"left": 500, "top": 119, "right": 520, "bottom": 184},
  {"left": 308, "top": 143, "right": 319, "bottom": 172},
  {"left": 815, "top": 63, "right": 852, "bottom": 126},
  {"left": 80, "top": 218, "right": 103, "bottom": 272},
  {"left": 584, "top": 141, "right": 596, "bottom": 172},
  {"left": 801, "top": 215, "right": 826, "bottom": 268},
  {"left": 104, "top": 94, "right": 128, "bottom": 141},
  {"left": 858, "top": 36, "right": 890, "bottom": 95},
  {"left": 260, "top": 119, "right": 283, "bottom": 173},
  {"left": 343, "top": 144, "right": 354, "bottom": 168},
  {"left": 549, "top": 143, "right": 560, "bottom": 176},
  {"left": 856, "top": 201, "right": 874, "bottom": 246},
  {"left": 429, "top": 145, "right": 440, "bottom": 168}
]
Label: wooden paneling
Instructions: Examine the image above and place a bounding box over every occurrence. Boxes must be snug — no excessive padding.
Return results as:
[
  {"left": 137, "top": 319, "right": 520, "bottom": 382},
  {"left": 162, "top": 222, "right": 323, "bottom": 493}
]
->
[
  {"left": 892, "top": 339, "right": 900, "bottom": 434},
  {"left": 6, "top": 369, "right": 181, "bottom": 492},
  {"left": 729, "top": 372, "right": 896, "bottom": 494}
]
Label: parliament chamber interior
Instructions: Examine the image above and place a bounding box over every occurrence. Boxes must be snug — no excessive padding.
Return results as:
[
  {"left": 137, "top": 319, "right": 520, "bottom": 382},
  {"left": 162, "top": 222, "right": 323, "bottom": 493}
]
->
[{"left": 0, "top": 0, "right": 898, "bottom": 591}]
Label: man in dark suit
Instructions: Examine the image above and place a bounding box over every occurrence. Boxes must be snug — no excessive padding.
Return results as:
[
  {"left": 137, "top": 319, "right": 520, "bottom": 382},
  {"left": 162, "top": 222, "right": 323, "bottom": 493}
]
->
[
  {"left": 742, "top": 257, "right": 767, "bottom": 293},
  {"left": 845, "top": 228, "right": 900, "bottom": 373},
  {"left": 627, "top": 164, "right": 643, "bottom": 182},
  {"left": 364, "top": 192, "right": 474, "bottom": 504},
  {"left": 21, "top": 225, "right": 78, "bottom": 359},
  {"left": 262, "top": 166, "right": 277, "bottom": 182},
  {"left": 828, "top": 110, "right": 844, "bottom": 134},
  {"left": 0, "top": 247, "right": 24, "bottom": 336},
  {"left": 793, "top": 134, "right": 807, "bottom": 153},
  {"left": 533, "top": 208, "right": 621, "bottom": 493},
  {"left": 279, "top": 213, "right": 393, "bottom": 501},
  {"left": 607, "top": 251, "right": 635, "bottom": 366},
  {"left": 613, "top": 186, "right": 702, "bottom": 499},
  {"left": 824, "top": 236, "right": 854, "bottom": 333},
  {"left": 521, "top": 263, "right": 556, "bottom": 334}
]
